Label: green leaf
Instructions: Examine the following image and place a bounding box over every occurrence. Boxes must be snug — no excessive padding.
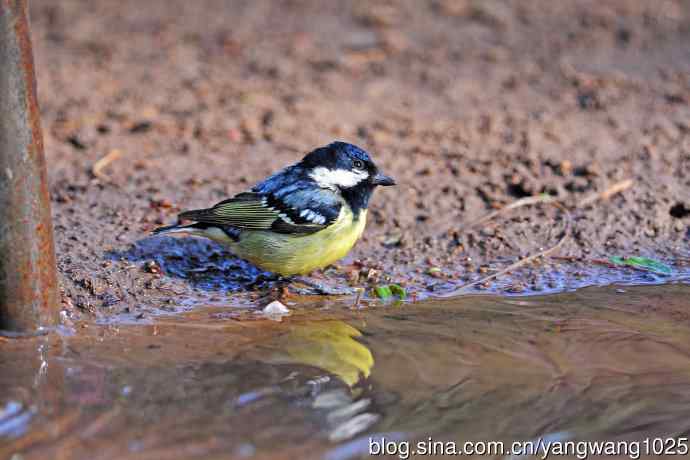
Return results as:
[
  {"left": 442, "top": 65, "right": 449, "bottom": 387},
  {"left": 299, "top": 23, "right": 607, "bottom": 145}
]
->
[
  {"left": 608, "top": 256, "right": 673, "bottom": 275},
  {"left": 609, "top": 256, "right": 625, "bottom": 265},
  {"left": 374, "top": 285, "right": 392, "bottom": 300},
  {"left": 389, "top": 284, "right": 407, "bottom": 300},
  {"left": 623, "top": 257, "right": 673, "bottom": 275}
]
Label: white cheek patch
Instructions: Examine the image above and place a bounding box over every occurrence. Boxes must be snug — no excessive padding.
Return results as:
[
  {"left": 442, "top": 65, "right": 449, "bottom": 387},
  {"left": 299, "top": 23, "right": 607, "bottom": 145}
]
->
[{"left": 309, "top": 167, "right": 369, "bottom": 189}]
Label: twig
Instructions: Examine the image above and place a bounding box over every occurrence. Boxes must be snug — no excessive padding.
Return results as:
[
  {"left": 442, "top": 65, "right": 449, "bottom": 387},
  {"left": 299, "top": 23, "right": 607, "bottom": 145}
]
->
[
  {"left": 471, "top": 195, "right": 557, "bottom": 228},
  {"left": 91, "top": 148, "right": 122, "bottom": 180},
  {"left": 439, "top": 198, "right": 572, "bottom": 297},
  {"left": 472, "top": 179, "right": 633, "bottom": 230},
  {"left": 579, "top": 179, "right": 633, "bottom": 207},
  {"left": 551, "top": 256, "right": 669, "bottom": 275},
  {"left": 552, "top": 256, "right": 616, "bottom": 267},
  {"left": 437, "top": 178, "right": 636, "bottom": 296},
  {"left": 550, "top": 255, "right": 580, "bottom": 262}
]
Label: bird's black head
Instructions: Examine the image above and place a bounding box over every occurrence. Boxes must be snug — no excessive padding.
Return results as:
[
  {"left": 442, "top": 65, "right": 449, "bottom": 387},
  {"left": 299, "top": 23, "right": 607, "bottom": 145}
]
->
[
  {"left": 301, "top": 141, "right": 395, "bottom": 188},
  {"left": 300, "top": 141, "right": 395, "bottom": 214}
]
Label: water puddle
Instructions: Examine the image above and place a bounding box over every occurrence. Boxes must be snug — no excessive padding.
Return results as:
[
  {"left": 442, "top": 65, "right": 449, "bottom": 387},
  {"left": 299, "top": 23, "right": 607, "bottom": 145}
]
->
[{"left": 2, "top": 283, "right": 690, "bottom": 459}]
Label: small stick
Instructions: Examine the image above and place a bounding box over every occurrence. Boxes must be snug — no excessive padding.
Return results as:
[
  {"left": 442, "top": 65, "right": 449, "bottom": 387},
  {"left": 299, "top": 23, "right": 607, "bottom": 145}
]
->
[
  {"left": 472, "top": 179, "right": 633, "bottom": 229},
  {"left": 435, "top": 179, "right": 634, "bottom": 296},
  {"left": 471, "top": 195, "right": 557, "bottom": 228},
  {"left": 91, "top": 148, "right": 122, "bottom": 180},
  {"left": 440, "top": 199, "right": 572, "bottom": 297},
  {"left": 560, "top": 257, "right": 664, "bottom": 274},
  {"left": 579, "top": 178, "right": 633, "bottom": 207},
  {"left": 551, "top": 255, "right": 580, "bottom": 262}
]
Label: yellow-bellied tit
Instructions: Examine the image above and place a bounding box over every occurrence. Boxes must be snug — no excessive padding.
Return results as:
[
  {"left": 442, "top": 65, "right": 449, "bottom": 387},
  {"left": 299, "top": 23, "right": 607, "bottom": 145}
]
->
[{"left": 153, "top": 141, "right": 395, "bottom": 292}]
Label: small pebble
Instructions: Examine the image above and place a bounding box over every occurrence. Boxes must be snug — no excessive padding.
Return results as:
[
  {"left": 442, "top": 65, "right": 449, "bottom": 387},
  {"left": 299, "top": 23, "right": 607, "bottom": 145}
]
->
[{"left": 262, "top": 300, "right": 290, "bottom": 318}]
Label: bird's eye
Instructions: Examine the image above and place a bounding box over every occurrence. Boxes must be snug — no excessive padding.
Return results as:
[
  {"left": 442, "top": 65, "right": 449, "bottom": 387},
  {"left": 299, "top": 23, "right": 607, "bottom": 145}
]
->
[{"left": 353, "top": 160, "right": 364, "bottom": 169}]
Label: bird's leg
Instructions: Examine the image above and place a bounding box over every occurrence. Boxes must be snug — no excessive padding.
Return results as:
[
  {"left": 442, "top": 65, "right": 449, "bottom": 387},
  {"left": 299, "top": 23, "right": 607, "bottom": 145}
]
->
[
  {"left": 247, "top": 272, "right": 284, "bottom": 290},
  {"left": 246, "top": 273, "right": 294, "bottom": 303},
  {"left": 289, "top": 276, "right": 355, "bottom": 296}
]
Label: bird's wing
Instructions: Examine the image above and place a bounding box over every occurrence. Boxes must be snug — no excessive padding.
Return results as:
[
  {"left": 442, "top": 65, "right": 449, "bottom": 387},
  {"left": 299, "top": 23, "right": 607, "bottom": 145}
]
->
[{"left": 178, "top": 186, "right": 342, "bottom": 235}]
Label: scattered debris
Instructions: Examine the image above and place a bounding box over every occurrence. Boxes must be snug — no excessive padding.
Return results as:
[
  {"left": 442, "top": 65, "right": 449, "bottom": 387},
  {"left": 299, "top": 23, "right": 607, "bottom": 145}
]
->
[
  {"left": 149, "top": 199, "right": 174, "bottom": 210},
  {"left": 143, "top": 260, "right": 161, "bottom": 274},
  {"left": 91, "top": 148, "right": 122, "bottom": 180},
  {"left": 129, "top": 121, "right": 152, "bottom": 134},
  {"left": 374, "top": 285, "right": 392, "bottom": 300},
  {"left": 262, "top": 300, "right": 290, "bottom": 319},
  {"left": 609, "top": 256, "right": 673, "bottom": 276},
  {"left": 373, "top": 284, "right": 407, "bottom": 301},
  {"left": 441, "top": 196, "right": 573, "bottom": 297},
  {"left": 426, "top": 267, "right": 444, "bottom": 278},
  {"left": 580, "top": 179, "right": 634, "bottom": 207},
  {"left": 380, "top": 231, "right": 404, "bottom": 247},
  {"left": 389, "top": 284, "right": 407, "bottom": 299}
]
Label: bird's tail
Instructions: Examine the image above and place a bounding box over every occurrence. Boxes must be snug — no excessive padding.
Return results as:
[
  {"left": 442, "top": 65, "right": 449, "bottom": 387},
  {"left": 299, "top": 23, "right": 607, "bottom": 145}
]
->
[
  {"left": 151, "top": 222, "right": 202, "bottom": 236},
  {"left": 151, "top": 221, "right": 237, "bottom": 245}
]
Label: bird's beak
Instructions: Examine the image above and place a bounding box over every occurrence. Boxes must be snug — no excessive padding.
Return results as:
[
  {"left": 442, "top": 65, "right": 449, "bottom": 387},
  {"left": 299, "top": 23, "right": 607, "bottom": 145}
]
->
[{"left": 372, "top": 172, "right": 396, "bottom": 186}]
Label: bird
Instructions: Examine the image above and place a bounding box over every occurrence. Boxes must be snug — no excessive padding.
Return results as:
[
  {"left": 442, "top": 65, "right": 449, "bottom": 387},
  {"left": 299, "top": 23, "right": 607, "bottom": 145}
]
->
[{"left": 152, "top": 141, "right": 395, "bottom": 293}]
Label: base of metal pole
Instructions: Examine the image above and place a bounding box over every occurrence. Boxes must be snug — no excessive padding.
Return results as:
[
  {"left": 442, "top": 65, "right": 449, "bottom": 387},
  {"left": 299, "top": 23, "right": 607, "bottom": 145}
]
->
[{"left": 0, "top": 0, "right": 60, "bottom": 333}]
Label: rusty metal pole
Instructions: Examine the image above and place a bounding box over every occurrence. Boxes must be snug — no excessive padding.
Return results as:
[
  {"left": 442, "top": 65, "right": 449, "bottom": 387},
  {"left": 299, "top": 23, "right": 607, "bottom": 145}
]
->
[{"left": 0, "top": 0, "right": 59, "bottom": 333}]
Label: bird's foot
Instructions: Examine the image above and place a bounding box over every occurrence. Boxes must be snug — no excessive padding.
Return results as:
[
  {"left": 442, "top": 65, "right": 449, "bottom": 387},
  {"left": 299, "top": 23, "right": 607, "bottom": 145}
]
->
[
  {"left": 289, "top": 277, "right": 355, "bottom": 296},
  {"left": 247, "top": 272, "right": 284, "bottom": 290}
]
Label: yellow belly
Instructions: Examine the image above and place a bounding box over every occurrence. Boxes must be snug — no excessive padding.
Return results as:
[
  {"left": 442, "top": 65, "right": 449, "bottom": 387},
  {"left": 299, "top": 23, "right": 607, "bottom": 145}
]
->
[{"left": 225, "top": 208, "right": 367, "bottom": 276}]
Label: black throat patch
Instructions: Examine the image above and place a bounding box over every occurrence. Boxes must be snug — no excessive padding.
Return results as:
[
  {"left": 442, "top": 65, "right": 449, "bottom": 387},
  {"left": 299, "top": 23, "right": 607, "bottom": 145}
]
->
[{"left": 341, "top": 182, "right": 375, "bottom": 218}]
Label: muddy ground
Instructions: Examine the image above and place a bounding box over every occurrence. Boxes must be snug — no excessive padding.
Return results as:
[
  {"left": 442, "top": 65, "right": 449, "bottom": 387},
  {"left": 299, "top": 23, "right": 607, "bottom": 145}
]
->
[{"left": 29, "top": 0, "right": 690, "bottom": 318}]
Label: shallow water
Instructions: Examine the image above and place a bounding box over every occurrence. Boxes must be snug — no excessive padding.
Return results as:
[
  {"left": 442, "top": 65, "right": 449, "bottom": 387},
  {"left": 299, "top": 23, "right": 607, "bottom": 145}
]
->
[{"left": 2, "top": 284, "right": 690, "bottom": 459}]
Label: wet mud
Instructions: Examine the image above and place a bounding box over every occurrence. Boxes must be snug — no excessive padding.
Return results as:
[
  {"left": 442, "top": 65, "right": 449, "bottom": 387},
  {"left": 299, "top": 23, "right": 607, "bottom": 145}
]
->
[{"left": 24, "top": 0, "right": 690, "bottom": 316}]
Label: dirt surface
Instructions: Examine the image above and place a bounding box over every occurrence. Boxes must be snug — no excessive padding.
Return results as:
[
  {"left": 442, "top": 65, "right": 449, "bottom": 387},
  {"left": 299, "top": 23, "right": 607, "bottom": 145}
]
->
[{"left": 29, "top": 0, "right": 690, "bottom": 318}]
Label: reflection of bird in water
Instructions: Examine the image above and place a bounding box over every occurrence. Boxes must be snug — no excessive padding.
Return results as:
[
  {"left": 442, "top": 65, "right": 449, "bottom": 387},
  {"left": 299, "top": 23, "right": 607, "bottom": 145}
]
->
[
  {"left": 285, "top": 321, "right": 374, "bottom": 386},
  {"left": 239, "top": 319, "right": 379, "bottom": 441},
  {"left": 276, "top": 320, "right": 380, "bottom": 442},
  {"left": 279, "top": 320, "right": 374, "bottom": 387}
]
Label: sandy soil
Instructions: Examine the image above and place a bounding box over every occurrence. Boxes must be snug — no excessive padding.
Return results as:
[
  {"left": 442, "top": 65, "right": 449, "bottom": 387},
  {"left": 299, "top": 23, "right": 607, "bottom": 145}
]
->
[{"left": 28, "top": 0, "right": 690, "bottom": 317}]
